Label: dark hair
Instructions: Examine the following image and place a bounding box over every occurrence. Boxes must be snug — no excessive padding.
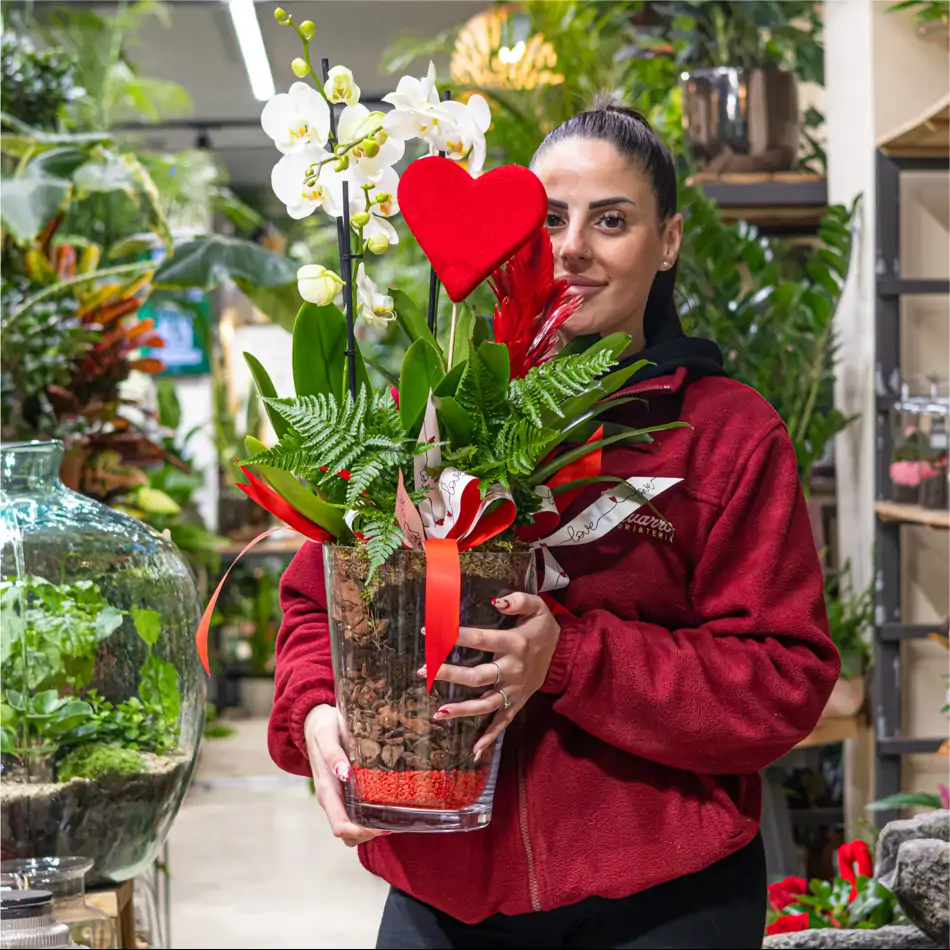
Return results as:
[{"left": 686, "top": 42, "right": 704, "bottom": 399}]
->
[{"left": 532, "top": 95, "right": 684, "bottom": 345}]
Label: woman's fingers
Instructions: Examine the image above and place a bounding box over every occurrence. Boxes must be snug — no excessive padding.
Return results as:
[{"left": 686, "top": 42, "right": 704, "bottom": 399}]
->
[
  {"left": 473, "top": 706, "right": 517, "bottom": 757},
  {"left": 317, "top": 778, "right": 390, "bottom": 846},
  {"left": 433, "top": 688, "right": 507, "bottom": 721},
  {"left": 308, "top": 706, "right": 352, "bottom": 783},
  {"left": 421, "top": 658, "right": 504, "bottom": 689},
  {"left": 454, "top": 625, "right": 515, "bottom": 652}
]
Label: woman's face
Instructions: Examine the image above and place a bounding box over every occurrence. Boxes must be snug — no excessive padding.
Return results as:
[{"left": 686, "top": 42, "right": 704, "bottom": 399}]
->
[{"left": 532, "top": 137, "right": 682, "bottom": 346}]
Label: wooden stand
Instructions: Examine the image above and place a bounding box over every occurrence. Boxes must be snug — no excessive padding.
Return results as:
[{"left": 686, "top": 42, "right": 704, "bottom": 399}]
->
[{"left": 86, "top": 881, "right": 138, "bottom": 949}]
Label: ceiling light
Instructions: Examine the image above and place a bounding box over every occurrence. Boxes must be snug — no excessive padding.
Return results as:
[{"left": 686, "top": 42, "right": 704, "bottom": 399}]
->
[{"left": 227, "top": 0, "right": 275, "bottom": 101}]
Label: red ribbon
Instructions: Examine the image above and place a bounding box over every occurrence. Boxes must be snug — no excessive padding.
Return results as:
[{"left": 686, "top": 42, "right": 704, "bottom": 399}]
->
[
  {"left": 236, "top": 464, "right": 334, "bottom": 544},
  {"left": 424, "top": 538, "right": 462, "bottom": 690}
]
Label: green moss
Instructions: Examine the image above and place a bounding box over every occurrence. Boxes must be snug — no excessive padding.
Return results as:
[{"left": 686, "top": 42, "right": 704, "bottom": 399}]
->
[{"left": 58, "top": 742, "right": 145, "bottom": 782}]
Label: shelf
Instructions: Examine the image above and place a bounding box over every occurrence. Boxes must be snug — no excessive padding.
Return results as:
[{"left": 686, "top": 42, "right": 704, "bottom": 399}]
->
[
  {"left": 875, "top": 500, "right": 950, "bottom": 528},
  {"left": 877, "top": 277, "right": 950, "bottom": 296},
  {"left": 878, "top": 736, "right": 947, "bottom": 756},
  {"left": 796, "top": 715, "right": 861, "bottom": 749},
  {"left": 880, "top": 622, "right": 946, "bottom": 642},
  {"left": 878, "top": 93, "right": 950, "bottom": 160}
]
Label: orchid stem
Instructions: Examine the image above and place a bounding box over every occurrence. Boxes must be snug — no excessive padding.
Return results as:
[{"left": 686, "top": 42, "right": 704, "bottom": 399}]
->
[
  {"left": 447, "top": 303, "right": 459, "bottom": 370},
  {"left": 426, "top": 87, "right": 452, "bottom": 337}
]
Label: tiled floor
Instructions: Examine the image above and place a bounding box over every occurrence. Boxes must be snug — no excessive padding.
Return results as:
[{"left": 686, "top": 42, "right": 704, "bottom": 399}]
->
[{"left": 168, "top": 718, "right": 388, "bottom": 948}]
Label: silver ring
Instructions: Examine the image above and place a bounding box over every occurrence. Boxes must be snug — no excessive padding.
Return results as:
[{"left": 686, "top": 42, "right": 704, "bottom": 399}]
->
[
  {"left": 495, "top": 687, "right": 511, "bottom": 710},
  {"left": 490, "top": 660, "right": 502, "bottom": 686}
]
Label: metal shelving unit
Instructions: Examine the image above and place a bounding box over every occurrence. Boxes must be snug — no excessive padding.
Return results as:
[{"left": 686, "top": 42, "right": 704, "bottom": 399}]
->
[{"left": 872, "top": 98, "right": 950, "bottom": 826}]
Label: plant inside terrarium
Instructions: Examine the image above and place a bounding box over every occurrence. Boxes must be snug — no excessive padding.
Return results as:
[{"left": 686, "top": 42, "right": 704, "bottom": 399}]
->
[{"left": 0, "top": 576, "right": 181, "bottom": 781}]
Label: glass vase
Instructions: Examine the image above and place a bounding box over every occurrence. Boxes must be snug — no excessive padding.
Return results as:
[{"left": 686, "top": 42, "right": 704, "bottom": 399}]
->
[
  {"left": 1, "top": 858, "right": 115, "bottom": 949},
  {"left": 325, "top": 546, "right": 533, "bottom": 833},
  {"left": 0, "top": 441, "right": 204, "bottom": 886}
]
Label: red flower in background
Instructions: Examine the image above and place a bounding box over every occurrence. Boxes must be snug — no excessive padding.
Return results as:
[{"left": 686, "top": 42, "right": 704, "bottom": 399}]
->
[
  {"left": 837, "top": 840, "right": 874, "bottom": 902},
  {"left": 489, "top": 228, "right": 581, "bottom": 380},
  {"left": 768, "top": 876, "right": 807, "bottom": 911},
  {"left": 766, "top": 913, "right": 810, "bottom": 936}
]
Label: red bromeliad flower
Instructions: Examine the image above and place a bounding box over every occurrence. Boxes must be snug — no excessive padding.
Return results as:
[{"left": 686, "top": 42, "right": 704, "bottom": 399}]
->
[
  {"left": 837, "top": 840, "right": 874, "bottom": 902},
  {"left": 489, "top": 228, "right": 581, "bottom": 380},
  {"left": 768, "top": 876, "right": 807, "bottom": 911},
  {"left": 766, "top": 913, "right": 810, "bottom": 936}
]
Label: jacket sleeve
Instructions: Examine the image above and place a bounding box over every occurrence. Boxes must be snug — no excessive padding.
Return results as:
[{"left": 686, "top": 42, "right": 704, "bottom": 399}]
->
[
  {"left": 267, "top": 541, "right": 336, "bottom": 777},
  {"left": 539, "top": 424, "right": 841, "bottom": 775}
]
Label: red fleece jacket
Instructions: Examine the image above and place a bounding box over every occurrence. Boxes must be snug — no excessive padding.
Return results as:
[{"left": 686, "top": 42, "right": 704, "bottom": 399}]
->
[{"left": 267, "top": 369, "right": 840, "bottom": 924}]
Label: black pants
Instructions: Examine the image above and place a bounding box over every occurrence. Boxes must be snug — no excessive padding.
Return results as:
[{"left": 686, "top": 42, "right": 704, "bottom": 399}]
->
[{"left": 376, "top": 834, "right": 766, "bottom": 949}]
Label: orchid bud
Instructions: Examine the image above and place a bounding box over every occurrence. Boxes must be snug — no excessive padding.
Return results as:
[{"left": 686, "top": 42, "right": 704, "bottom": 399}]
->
[
  {"left": 297, "top": 264, "right": 344, "bottom": 307},
  {"left": 300, "top": 20, "right": 316, "bottom": 40},
  {"left": 376, "top": 130, "right": 388, "bottom": 145},
  {"left": 274, "top": 7, "right": 288, "bottom": 22},
  {"left": 334, "top": 155, "right": 349, "bottom": 172},
  {"left": 361, "top": 137, "right": 380, "bottom": 158},
  {"left": 374, "top": 192, "right": 391, "bottom": 204},
  {"left": 305, "top": 176, "right": 318, "bottom": 187},
  {"left": 352, "top": 211, "right": 371, "bottom": 228},
  {"left": 291, "top": 58, "right": 310, "bottom": 78},
  {"left": 366, "top": 233, "right": 390, "bottom": 255}
]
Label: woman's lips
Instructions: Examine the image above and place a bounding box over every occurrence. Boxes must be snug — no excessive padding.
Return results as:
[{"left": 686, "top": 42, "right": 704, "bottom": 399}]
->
[{"left": 564, "top": 282, "right": 606, "bottom": 298}]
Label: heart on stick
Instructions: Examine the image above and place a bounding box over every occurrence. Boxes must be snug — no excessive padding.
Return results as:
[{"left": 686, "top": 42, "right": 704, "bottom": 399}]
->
[{"left": 397, "top": 156, "right": 548, "bottom": 302}]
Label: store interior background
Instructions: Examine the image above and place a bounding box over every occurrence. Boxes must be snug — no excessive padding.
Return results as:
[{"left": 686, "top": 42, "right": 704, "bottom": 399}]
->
[{"left": 1, "top": 1, "right": 948, "bottom": 948}]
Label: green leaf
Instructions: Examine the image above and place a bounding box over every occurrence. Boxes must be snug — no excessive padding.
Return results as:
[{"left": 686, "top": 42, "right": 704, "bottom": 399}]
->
[
  {"left": 234, "top": 279, "right": 300, "bottom": 334},
  {"left": 478, "top": 341, "right": 511, "bottom": 388},
  {"left": 341, "top": 340, "right": 372, "bottom": 404},
  {"left": 391, "top": 288, "right": 437, "bottom": 350},
  {"left": 31, "top": 690, "right": 63, "bottom": 717},
  {"left": 293, "top": 302, "right": 347, "bottom": 399},
  {"left": 529, "top": 423, "right": 691, "bottom": 485},
  {"left": 435, "top": 395, "right": 474, "bottom": 448},
  {"left": 400, "top": 339, "right": 445, "bottom": 436},
  {"left": 434, "top": 361, "right": 466, "bottom": 398},
  {"left": 244, "top": 352, "right": 288, "bottom": 438},
  {"left": 0, "top": 173, "right": 71, "bottom": 243},
  {"left": 28, "top": 147, "right": 91, "bottom": 179},
  {"left": 244, "top": 435, "right": 345, "bottom": 537},
  {"left": 132, "top": 607, "right": 161, "bottom": 648},
  {"left": 153, "top": 235, "right": 298, "bottom": 291},
  {"left": 449, "top": 302, "right": 476, "bottom": 369},
  {"left": 867, "top": 791, "right": 943, "bottom": 811}
]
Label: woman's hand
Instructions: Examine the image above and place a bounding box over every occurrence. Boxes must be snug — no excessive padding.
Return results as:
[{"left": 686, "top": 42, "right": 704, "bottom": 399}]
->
[
  {"left": 303, "top": 704, "right": 391, "bottom": 847},
  {"left": 425, "top": 593, "right": 561, "bottom": 757}
]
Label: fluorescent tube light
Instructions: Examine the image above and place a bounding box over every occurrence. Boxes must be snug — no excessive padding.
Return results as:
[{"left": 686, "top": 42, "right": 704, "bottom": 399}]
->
[{"left": 227, "top": 0, "right": 275, "bottom": 101}]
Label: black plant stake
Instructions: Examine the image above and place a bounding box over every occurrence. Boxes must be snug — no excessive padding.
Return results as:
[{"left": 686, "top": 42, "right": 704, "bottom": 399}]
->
[
  {"left": 323, "top": 57, "right": 358, "bottom": 400},
  {"left": 426, "top": 88, "right": 452, "bottom": 336}
]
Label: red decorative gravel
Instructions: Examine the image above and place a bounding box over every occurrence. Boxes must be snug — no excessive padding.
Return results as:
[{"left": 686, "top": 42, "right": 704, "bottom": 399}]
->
[{"left": 353, "top": 766, "right": 489, "bottom": 809}]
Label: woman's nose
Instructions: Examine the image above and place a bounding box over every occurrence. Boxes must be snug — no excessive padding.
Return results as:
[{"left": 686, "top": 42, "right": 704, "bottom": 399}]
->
[{"left": 557, "top": 224, "right": 589, "bottom": 264}]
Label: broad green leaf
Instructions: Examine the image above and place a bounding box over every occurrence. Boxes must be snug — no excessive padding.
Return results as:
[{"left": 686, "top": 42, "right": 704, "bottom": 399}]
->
[
  {"left": 867, "top": 791, "right": 943, "bottom": 811},
  {"left": 477, "top": 340, "right": 511, "bottom": 388},
  {"left": 449, "top": 302, "right": 476, "bottom": 369},
  {"left": 529, "top": 423, "right": 691, "bottom": 485},
  {"left": 245, "top": 435, "right": 345, "bottom": 537},
  {"left": 472, "top": 313, "right": 493, "bottom": 347},
  {"left": 391, "top": 288, "right": 437, "bottom": 350},
  {"left": 132, "top": 607, "right": 161, "bottom": 648},
  {"left": 400, "top": 338, "right": 445, "bottom": 435},
  {"left": 0, "top": 173, "right": 70, "bottom": 243},
  {"left": 435, "top": 395, "right": 473, "bottom": 448},
  {"left": 434, "top": 361, "right": 466, "bottom": 398},
  {"left": 234, "top": 279, "right": 299, "bottom": 334},
  {"left": 292, "top": 302, "right": 347, "bottom": 399},
  {"left": 0, "top": 727, "right": 16, "bottom": 754},
  {"left": 340, "top": 340, "right": 371, "bottom": 403},
  {"left": 28, "top": 147, "right": 91, "bottom": 178},
  {"left": 153, "top": 234, "right": 297, "bottom": 290},
  {"left": 244, "top": 352, "right": 288, "bottom": 438},
  {"left": 31, "top": 690, "right": 62, "bottom": 717}
]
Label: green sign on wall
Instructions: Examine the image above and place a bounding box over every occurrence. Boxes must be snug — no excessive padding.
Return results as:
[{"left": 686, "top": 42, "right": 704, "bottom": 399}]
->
[{"left": 140, "top": 290, "right": 211, "bottom": 377}]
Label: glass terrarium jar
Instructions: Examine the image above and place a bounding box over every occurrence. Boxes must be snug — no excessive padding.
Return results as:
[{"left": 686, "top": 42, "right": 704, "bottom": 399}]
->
[
  {"left": 325, "top": 546, "right": 533, "bottom": 832},
  {"left": 889, "top": 378, "right": 949, "bottom": 510},
  {"left": 0, "top": 442, "right": 204, "bottom": 886},
  {"left": 0, "top": 858, "right": 115, "bottom": 949},
  {"left": 0, "top": 890, "right": 83, "bottom": 949}
]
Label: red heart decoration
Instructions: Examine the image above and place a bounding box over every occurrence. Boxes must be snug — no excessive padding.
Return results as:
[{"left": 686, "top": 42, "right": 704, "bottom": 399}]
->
[{"left": 397, "top": 156, "right": 548, "bottom": 302}]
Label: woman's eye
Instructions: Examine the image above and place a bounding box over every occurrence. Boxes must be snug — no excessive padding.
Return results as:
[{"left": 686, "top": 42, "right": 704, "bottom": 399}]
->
[
  {"left": 545, "top": 212, "right": 563, "bottom": 229},
  {"left": 599, "top": 213, "right": 625, "bottom": 230}
]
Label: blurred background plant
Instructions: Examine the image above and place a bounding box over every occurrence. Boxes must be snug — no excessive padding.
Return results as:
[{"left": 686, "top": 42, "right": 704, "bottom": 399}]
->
[{"left": 823, "top": 560, "right": 875, "bottom": 679}]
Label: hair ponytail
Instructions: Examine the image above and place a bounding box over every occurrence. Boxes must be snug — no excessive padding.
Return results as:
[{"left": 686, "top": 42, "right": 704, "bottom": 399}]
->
[{"left": 533, "top": 93, "right": 684, "bottom": 346}]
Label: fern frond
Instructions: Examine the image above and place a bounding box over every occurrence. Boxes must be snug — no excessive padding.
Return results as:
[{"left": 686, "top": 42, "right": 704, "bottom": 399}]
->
[
  {"left": 510, "top": 350, "right": 616, "bottom": 425},
  {"left": 362, "top": 511, "right": 405, "bottom": 579},
  {"left": 456, "top": 349, "right": 509, "bottom": 437},
  {"left": 495, "top": 419, "right": 559, "bottom": 475}
]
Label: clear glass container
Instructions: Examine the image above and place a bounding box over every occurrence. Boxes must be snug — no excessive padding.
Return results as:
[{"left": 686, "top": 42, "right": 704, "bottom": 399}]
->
[
  {"left": 889, "top": 377, "right": 949, "bottom": 510},
  {"left": 1, "top": 858, "right": 115, "bottom": 949},
  {"left": 0, "top": 890, "right": 83, "bottom": 949},
  {"left": 325, "top": 546, "right": 532, "bottom": 832},
  {"left": 0, "top": 441, "right": 204, "bottom": 886}
]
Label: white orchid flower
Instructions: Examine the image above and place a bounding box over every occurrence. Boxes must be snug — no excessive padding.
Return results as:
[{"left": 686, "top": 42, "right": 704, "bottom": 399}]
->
[
  {"left": 338, "top": 104, "right": 405, "bottom": 182},
  {"left": 297, "top": 264, "right": 344, "bottom": 307},
  {"left": 363, "top": 215, "right": 399, "bottom": 254},
  {"left": 325, "top": 65, "right": 360, "bottom": 106},
  {"left": 430, "top": 95, "right": 492, "bottom": 176},
  {"left": 356, "top": 263, "right": 395, "bottom": 327},
  {"left": 261, "top": 82, "right": 331, "bottom": 153},
  {"left": 382, "top": 61, "right": 443, "bottom": 144},
  {"left": 271, "top": 149, "right": 343, "bottom": 219},
  {"left": 364, "top": 166, "right": 400, "bottom": 218}
]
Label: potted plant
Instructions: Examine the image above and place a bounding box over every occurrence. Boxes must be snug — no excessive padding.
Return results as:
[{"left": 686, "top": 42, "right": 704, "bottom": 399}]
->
[
  {"left": 887, "top": 0, "right": 950, "bottom": 50},
  {"left": 822, "top": 561, "right": 874, "bottom": 719},
  {"left": 890, "top": 427, "right": 929, "bottom": 506},
  {"left": 196, "top": 6, "right": 686, "bottom": 832},
  {"left": 640, "top": 1, "right": 824, "bottom": 172}
]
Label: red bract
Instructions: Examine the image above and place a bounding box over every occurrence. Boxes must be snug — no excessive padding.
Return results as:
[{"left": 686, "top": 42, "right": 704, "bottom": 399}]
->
[
  {"left": 768, "top": 876, "right": 807, "bottom": 911},
  {"left": 766, "top": 913, "right": 810, "bottom": 936},
  {"left": 837, "top": 840, "right": 874, "bottom": 902},
  {"left": 489, "top": 227, "right": 581, "bottom": 380}
]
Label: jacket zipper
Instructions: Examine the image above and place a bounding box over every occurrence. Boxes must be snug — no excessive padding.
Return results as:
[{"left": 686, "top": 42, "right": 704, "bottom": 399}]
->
[{"left": 517, "top": 714, "right": 542, "bottom": 912}]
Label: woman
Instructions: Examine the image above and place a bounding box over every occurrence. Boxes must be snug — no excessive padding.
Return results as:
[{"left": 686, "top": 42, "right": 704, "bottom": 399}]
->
[{"left": 268, "top": 100, "right": 840, "bottom": 949}]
